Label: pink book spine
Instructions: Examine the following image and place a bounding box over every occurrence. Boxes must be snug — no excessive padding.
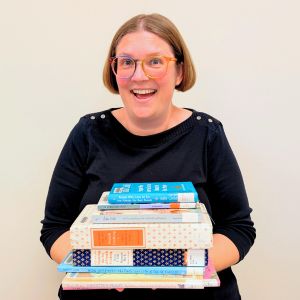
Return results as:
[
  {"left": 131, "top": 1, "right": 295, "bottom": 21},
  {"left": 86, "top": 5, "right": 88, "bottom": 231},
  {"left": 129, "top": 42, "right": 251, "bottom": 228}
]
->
[{"left": 62, "top": 280, "right": 204, "bottom": 290}]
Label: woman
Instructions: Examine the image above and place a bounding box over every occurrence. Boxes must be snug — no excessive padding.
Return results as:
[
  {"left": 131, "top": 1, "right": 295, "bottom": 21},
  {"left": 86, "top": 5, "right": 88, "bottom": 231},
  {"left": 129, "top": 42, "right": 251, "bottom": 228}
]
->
[{"left": 40, "top": 13, "right": 256, "bottom": 300}]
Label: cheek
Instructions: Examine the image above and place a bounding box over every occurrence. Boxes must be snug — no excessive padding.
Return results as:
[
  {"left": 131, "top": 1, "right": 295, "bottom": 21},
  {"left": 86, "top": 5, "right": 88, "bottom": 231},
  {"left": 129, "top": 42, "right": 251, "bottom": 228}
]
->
[
  {"left": 158, "top": 77, "right": 177, "bottom": 93},
  {"left": 159, "top": 69, "right": 180, "bottom": 89},
  {"left": 116, "top": 78, "right": 129, "bottom": 89}
]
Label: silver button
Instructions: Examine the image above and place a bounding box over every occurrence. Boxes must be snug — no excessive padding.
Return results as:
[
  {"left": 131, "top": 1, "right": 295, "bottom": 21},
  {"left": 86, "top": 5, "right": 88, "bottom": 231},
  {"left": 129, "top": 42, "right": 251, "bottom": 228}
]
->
[
  {"left": 196, "top": 116, "right": 201, "bottom": 120},
  {"left": 90, "top": 115, "right": 95, "bottom": 120},
  {"left": 208, "top": 118, "right": 213, "bottom": 123},
  {"left": 100, "top": 114, "right": 105, "bottom": 119}
]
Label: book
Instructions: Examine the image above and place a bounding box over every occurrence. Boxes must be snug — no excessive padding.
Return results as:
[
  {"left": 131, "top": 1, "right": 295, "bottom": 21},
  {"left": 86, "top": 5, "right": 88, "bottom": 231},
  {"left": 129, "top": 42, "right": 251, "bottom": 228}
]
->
[
  {"left": 72, "top": 249, "right": 208, "bottom": 267},
  {"left": 98, "top": 191, "right": 198, "bottom": 210},
  {"left": 61, "top": 270, "right": 220, "bottom": 290},
  {"left": 58, "top": 252, "right": 205, "bottom": 275},
  {"left": 108, "top": 182, "right": 199, "bottom": 204},
  {"left": 92, "top": 202, "right": 207, "bottom": 224},
  {"left": 62, "top": 273, "right": 205, "bottom": 290},
  {"left": 70, "top": 205, "right": 213, "bottom": 250}
]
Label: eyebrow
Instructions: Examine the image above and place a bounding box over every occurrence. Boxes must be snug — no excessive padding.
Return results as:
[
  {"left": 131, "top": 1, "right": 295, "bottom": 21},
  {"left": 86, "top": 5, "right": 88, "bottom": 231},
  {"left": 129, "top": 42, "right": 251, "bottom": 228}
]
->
[{"left": 116, "top": 52, "right": 165, "bottom": 58}]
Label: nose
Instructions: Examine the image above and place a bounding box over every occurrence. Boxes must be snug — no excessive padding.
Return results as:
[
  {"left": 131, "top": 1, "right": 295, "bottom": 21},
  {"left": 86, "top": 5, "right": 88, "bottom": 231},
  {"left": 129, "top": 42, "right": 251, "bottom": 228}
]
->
[{"left": 131, "top": 61, "right": 149, "bottom": 81}]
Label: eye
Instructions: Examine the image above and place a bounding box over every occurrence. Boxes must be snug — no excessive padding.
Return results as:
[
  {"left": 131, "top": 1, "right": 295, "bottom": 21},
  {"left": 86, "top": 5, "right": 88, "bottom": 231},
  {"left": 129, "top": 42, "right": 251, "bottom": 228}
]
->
[
  {"left": 148, "top": 57, "right": 164, "bottom": 67},
  {"left": 118, "top": 57, "right": 134, "bottom": 68}
]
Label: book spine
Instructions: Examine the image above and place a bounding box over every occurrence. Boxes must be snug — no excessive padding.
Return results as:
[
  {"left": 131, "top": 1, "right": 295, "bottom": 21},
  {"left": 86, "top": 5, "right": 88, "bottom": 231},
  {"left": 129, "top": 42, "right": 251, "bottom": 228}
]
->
[
  {"left": 204, "top": 277, "right": 220, "bottom": 287},
  {"left": 73, "top": 249, "right": 208, "bottom": 267},
  {"left": 62, "top": 281, "right": 204, "bottom": 290},
  {"left": 108, "top": 192, "right": 197, "bottom": 204},
  {"left": 58, "top": 265, "right": 204, "bottom": 275},
  {"left": 62, "top": 273, "right": 204, "bottom": 289},
  {"left": 71, "top": 223, "right": 212, "bottom": 250},
  {"left": 97, "top": 202, "right": 197, "bottom": 210},
  {"left": 91, "top": 212, "right": 203, "bottom": 224}
]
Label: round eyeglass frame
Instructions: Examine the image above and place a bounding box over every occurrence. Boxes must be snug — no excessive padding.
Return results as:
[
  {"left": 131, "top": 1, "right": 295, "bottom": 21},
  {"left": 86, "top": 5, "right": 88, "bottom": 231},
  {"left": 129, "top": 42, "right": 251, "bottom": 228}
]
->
[{"left": 109, "top": 55, "right": 177, "bottom": 79}]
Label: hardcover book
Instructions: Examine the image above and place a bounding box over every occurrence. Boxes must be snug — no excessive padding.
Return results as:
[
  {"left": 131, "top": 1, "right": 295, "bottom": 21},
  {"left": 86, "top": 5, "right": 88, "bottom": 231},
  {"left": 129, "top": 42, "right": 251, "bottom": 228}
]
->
[
  {"left": 70, "top": 205, "right": 213, "bottom": 250},
  {"left": 72, "top": 248, "right": 208, "bottom": 267},
  {"left": 92, "top": 202, "right": 207, "bottom": 224},
  {"left": 98, "top": 191, "right": 198, "bottom": 210},
  {"left": 61, "top": 270, "right": 220, "bottom": 290},
  {"left": 62, "top": 272, "right": 205, "bottom": 290},
  {"left": 108, "top": 182, "right": 199, "bottom": 204},
  {"left": 58, "top": 252, "right": 205, "bottom": 275}
]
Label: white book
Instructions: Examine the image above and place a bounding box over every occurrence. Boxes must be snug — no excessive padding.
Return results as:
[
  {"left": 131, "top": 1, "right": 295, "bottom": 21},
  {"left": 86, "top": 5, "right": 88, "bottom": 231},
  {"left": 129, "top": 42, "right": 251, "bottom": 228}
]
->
[{"left": 70, "top": 205, "right": 213, "bottom": 250}]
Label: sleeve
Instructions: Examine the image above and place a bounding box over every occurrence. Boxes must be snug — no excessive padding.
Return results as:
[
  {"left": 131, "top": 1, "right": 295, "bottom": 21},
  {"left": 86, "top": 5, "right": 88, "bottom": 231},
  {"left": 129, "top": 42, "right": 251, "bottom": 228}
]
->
[
  {"left": 40, "top": 117, "right": 89, "bottom": 257},
  {"left": 206, "top": 122, "right": 256, "bottom": 261}
]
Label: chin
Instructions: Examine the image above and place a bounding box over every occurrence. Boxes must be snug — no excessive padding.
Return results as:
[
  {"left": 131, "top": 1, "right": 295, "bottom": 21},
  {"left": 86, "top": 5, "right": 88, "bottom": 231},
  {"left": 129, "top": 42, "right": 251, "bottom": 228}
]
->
[
  {"left": 125, "top": 99, "right": 156, "bottom": 120},
  {"left": 131, "top": 108, "right": 155, "bottom": 120}
]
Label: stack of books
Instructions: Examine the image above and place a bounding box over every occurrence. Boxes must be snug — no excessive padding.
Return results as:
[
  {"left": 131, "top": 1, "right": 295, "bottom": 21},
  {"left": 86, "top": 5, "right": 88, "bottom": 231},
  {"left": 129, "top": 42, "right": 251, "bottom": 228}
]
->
[{"left": 58, "top": 182, "right": 220, "bottom": 290}]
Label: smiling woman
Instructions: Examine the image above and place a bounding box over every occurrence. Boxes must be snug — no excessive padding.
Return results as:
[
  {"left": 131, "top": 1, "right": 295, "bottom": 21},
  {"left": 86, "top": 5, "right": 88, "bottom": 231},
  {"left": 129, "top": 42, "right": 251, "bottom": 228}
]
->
[
  {"left": 40, "top": 13, "right": 255, "bottom": 300},
  {"left": 110, "top": 30, "right": 186, "bottom": 134}
]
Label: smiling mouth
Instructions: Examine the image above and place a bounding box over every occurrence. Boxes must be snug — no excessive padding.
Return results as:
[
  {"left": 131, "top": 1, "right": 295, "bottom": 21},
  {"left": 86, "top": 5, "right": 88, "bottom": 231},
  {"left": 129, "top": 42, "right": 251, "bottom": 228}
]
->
[{"left": 131, "top": 89, "right": 157, "bottom": 99}]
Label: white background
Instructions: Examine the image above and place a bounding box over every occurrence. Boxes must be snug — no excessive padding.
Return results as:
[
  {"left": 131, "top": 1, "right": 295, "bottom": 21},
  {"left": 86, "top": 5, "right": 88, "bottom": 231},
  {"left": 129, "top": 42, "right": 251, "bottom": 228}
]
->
[{"left": 1, "top": 1, "right": 299, "bottom": 299}]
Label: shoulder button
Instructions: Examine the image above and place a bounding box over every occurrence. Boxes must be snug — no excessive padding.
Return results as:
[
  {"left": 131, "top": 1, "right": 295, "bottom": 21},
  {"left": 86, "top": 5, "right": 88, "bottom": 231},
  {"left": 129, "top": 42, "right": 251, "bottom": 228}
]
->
[
  {"left": 196, "top": 116, "right": 202, "bottom": 120},
  {"left": 90, "top": 115, "right": 95, "bottom": 120},
  {"left": 208, "top": 118, "right": 213, "bottom": 123},
  {"left": 100, "top": 114, "right": 106, "bottom": 119}
]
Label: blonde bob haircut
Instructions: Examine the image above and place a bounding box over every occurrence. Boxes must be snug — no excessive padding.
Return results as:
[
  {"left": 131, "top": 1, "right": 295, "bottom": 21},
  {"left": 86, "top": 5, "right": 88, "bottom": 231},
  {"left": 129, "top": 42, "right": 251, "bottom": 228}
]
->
[{"left": 103, "top": 13, "right": 196, "bottom": 94}]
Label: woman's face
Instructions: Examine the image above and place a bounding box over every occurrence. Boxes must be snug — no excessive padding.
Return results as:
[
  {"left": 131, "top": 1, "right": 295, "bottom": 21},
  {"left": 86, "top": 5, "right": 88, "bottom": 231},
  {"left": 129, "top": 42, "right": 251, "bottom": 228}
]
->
[{"left": 115, "top": 30, "right": 182, "bottom": 121}]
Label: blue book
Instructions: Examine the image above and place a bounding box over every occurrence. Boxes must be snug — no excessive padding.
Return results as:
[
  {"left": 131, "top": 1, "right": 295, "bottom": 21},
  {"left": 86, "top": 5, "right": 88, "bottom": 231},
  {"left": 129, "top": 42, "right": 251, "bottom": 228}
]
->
[
  {"left": 108, "top": 182, "right": 199, "bottom": 204},
  {"left": 72, "top": 249, "right": 208, "bottom": 267},
  {"left": 58, "top": 252, "right": 205, "bottom": 275}
]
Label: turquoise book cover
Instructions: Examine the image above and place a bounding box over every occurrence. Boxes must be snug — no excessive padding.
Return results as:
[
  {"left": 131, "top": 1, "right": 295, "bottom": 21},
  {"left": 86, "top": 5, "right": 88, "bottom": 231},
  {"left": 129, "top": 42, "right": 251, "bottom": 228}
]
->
[{"left": 108, "top": 182, "right": 199, "bottom": 204}]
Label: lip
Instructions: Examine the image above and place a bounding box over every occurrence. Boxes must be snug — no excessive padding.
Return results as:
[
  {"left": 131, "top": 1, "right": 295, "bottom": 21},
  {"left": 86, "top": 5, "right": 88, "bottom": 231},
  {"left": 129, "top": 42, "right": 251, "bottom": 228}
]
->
[
  {"left": 130, "top": 89, "right": 157, "bottom": 102},
  {"left": 130, "top": 88, "right": 157, "bottom": 93}
]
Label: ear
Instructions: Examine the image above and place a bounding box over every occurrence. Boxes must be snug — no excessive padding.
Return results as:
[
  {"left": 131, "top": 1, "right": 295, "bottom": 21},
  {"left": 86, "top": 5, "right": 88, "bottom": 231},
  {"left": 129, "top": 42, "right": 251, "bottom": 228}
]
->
[{"left": 175, "top": 62, "right": 183, "bottom": 86}]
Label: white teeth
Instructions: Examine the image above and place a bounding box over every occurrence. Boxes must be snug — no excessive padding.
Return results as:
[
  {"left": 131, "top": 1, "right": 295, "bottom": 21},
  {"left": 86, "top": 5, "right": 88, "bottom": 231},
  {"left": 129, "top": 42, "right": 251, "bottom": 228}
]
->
[{"left": 132, "top": 89, "right": 156, "bottom": 94}]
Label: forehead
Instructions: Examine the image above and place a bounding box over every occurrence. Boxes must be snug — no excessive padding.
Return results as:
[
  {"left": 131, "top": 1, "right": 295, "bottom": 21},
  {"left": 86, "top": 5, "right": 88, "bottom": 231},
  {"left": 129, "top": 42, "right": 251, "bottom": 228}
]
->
[{"left": 116, "top": 30, "right": 174, "bottom": 57}]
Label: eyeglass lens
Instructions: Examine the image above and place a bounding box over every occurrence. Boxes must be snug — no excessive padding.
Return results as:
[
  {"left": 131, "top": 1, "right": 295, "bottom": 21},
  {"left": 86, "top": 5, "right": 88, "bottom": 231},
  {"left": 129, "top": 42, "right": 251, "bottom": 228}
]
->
[{"left": 111, "top": 56, "right": 169, "bottom": 79}]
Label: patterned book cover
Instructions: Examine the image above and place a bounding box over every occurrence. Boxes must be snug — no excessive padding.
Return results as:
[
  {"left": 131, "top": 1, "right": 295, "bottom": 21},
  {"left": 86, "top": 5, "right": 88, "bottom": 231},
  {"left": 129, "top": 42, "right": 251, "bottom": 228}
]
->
[
  {"left": 92, "top": 202, "right": 207, "bottom": 224},
  {"left": 72, "top": 248, "right": 208, "bottom": 267},
  {"left": 58, "top": 252, "right": 205, "bottom": 275},
  {"left": 108, "top": 182, "right": 199, "bottom": 204},
  {"left": 98, "top": 191, "right": 198, "bottom": 210},
  {"left": 62, "top": 272, "right": 206, "bottom": 290},
  {"left": 70, "top": 205, "right": 212, "bottom": 250}
]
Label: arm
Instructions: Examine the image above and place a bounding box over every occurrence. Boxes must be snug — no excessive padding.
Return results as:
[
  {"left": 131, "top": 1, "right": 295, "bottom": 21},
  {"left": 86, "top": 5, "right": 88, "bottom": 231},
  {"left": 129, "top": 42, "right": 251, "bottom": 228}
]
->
[
  {"left": 40, "top": 117, "right": 89, "bottom": 260},
  {"left": 209, "top": 233, "right": 239, "bottom": 272},
  {"left": 50, "top": 231, "right": 72, "bottom": 264},
  {"left": 206, "top": 121, "right": 256, "bottom": 271}
]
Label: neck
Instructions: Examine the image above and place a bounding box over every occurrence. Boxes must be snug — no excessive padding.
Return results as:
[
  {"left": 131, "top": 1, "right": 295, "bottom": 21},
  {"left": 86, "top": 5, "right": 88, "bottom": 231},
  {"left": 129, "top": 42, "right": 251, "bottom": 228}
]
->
[{"left": 112, "top": 106, "right": 192, "bottom": 136}]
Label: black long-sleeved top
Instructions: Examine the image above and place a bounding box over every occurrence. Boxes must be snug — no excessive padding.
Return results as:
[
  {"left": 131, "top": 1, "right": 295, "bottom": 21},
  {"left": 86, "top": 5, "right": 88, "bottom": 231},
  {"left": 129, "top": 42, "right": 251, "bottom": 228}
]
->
[{"left": 40, "top": 108, "right": 255, "bottom": 300}]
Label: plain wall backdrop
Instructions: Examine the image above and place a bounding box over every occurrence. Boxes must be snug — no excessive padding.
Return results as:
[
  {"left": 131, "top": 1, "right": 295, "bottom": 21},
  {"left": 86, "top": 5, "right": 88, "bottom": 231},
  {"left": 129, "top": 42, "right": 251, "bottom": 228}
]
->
[{"left": 1, "top": 0, "right": 299, "bottom": 299}]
